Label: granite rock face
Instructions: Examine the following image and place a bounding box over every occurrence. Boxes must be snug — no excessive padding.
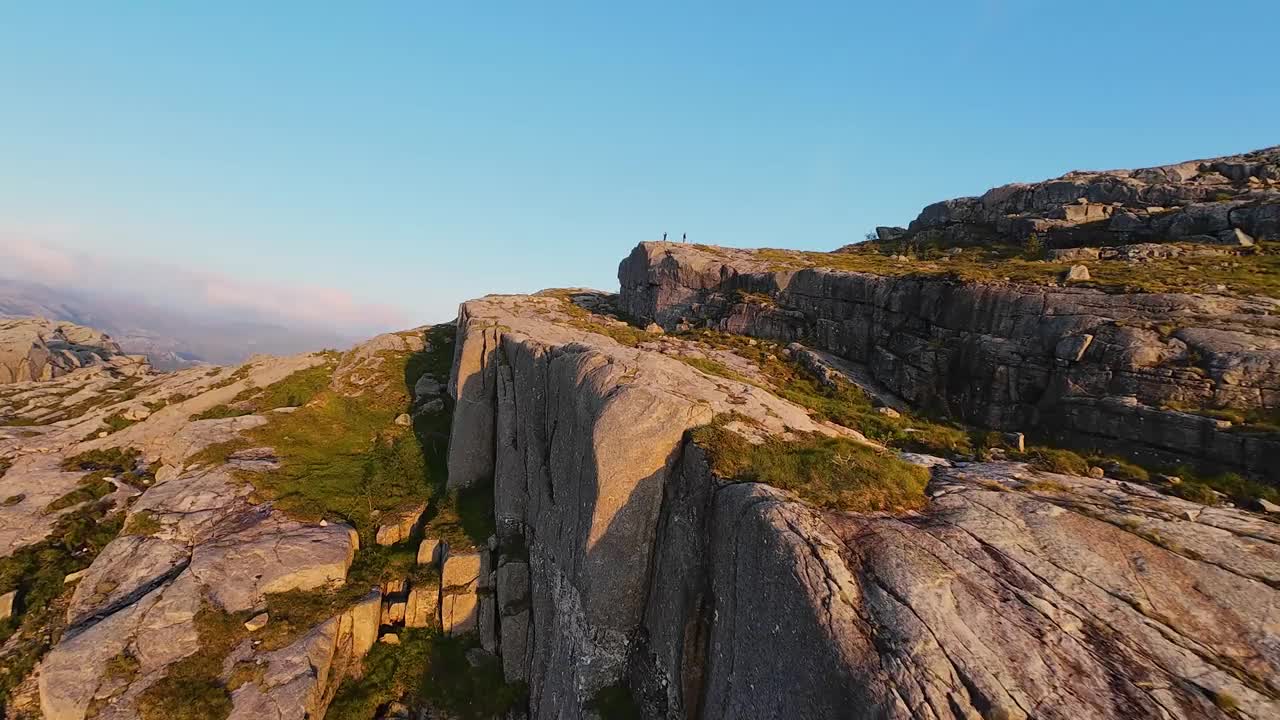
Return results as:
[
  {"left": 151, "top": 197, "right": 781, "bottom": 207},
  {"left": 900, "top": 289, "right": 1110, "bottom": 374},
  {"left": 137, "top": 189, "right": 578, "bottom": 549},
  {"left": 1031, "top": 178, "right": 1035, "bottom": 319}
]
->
[
  {"left": 446, "top": 293, "right": 851, "bottom": 718},
  {"left": 0, "top": 326, "right": 390, "bottom": 719},
  {"left": 904, "top": 145, "right": 1279, "bottom": 248},
  {"left": 446, "top": 288, "right": 1279, "bottom": 719},
  {"left": 618, "top": 239, "right": 1280, "bottom": 479},
  {"left": 0, "top": 317, "right": 147, "bottom": 385}
]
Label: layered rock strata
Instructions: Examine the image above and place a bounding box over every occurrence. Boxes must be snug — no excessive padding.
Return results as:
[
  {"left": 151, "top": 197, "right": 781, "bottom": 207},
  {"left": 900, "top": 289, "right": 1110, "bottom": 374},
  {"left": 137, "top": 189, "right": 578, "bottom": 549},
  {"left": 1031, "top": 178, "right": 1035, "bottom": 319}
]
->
[{"left": 618, "top": 240, "right": 1280, "bottom": 479}]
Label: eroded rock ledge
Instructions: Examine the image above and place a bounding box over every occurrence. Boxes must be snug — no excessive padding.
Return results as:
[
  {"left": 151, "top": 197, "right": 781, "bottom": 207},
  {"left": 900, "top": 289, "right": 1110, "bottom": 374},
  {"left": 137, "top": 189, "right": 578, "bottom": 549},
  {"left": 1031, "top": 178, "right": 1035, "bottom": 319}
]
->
[
  {"left": 617, "top": 240, "right": 1280, "bottom": 479},
  {"left": 446, "top": 292, "right": 1280, "bottom": 719}
]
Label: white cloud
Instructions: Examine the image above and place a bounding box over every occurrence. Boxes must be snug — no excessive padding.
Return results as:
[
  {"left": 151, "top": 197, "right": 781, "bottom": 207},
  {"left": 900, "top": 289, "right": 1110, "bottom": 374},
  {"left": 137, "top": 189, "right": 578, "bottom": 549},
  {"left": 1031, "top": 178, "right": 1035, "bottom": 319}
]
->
[{"left": 0, "top": 233, "right": 411, "bottom": 336}]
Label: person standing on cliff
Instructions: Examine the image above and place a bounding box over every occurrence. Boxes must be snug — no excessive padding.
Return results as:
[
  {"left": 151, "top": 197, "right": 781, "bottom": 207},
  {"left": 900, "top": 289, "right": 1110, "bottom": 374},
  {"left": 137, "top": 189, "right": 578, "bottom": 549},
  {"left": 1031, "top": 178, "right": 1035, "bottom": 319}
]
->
[
  {"left": 682, "top": 232, "right": 687, "bottom": 243},
  {"left": 663, "top": 232, "right": 667, "bottom": 241}
]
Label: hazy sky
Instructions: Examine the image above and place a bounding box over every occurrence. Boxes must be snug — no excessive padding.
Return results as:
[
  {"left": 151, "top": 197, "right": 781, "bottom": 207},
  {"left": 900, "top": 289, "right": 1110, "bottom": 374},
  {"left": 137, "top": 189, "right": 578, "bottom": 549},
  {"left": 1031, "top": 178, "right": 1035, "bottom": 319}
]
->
[{"left": 2, "top": 2, "right": 1277, "bottom": 331}]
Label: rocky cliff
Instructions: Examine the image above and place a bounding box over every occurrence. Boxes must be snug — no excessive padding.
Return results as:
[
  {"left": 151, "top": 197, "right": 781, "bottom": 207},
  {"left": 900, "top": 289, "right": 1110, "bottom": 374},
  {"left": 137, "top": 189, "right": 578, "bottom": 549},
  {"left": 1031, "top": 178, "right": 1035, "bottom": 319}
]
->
[
  {"left": 6, "top": 146, "right": 1279, "bottom": 720},
  {"left": 617, "top": 148, "right": 1280, "bottom": 481},
  {"left": 444, "top": 289, "right": 1280, "bottom": 720}
]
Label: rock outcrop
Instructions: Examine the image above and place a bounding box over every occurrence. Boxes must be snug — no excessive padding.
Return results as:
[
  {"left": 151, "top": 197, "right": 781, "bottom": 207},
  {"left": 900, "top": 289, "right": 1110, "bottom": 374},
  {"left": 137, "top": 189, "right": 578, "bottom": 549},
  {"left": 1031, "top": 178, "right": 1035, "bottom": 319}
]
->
[
  {"left": 0, "top": 324, "right": 405, "bottom": 719},
  {"left": 903, "top": 145, "right": 1279, "bottom": 249},
  {"left": 444, "top": 289, "right": 1280, "bottom": 719},
  {"left": 617, "top": 147, "right": 1280, "bottom": 486},
  {"left": 0, "top": 317, "right": 147, "bottom": 385}
]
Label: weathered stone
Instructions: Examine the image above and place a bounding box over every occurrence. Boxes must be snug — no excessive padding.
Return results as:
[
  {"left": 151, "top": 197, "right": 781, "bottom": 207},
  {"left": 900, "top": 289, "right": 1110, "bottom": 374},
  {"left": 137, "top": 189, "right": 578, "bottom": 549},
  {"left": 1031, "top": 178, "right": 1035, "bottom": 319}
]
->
[
  {"left": 0, "top": 589, "right": 15, "bottom": 620},
  {"left": 441, "top": 551, "right": 482, "bottom": 635},
  {"left": 244, "top": 612, "right": 270, "bottom": 632},
  {"left": 374, "top": 503, "right": 426, "bottom": 546},
  {"left": 617, "top": 240, "right": 1280, "bottom": 479},
  {"left": 1063, "top": 264, "right": 1091, "bottom": 282},
  {"left": 1055, "top": 333, "right": 1094, "bottom": 362},
  {"left": 405, "top": 581, "right": 439, "bottom": 629},
  {"left": 479, "top": 591, "right": 498, "bottom": 652},
  {"left": 381, "top": 601, "right": 406, "bottom": 625},
  {"left": 416, "top": 537, "right": 441, "bottom": 566}
]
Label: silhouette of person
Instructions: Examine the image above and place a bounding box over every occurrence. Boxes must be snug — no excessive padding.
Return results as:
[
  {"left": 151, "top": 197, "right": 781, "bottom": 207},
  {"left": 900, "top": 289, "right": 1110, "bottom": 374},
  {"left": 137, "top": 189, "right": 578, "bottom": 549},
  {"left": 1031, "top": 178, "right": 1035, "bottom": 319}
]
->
[
  {"left": 663, "top": 232, "right": 667, "bottom": 241},
  {"left": 682, "top": 233, "right": 687, "bottom": 243}
]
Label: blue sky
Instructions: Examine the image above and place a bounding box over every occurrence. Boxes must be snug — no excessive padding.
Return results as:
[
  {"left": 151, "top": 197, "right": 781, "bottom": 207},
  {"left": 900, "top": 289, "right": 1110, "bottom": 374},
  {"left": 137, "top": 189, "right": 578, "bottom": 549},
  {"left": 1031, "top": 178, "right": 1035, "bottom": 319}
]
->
[{"left": 2, "top": 2, "right": 1277, "bottom": 330}]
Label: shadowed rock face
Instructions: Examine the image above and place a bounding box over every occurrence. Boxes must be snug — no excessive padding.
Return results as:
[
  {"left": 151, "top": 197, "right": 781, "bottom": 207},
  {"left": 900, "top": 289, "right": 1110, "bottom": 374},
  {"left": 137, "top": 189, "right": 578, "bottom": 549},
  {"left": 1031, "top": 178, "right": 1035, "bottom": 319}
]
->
[
  {"left": 617, "top": 239, "right": 1280, "bottom": 480},
  {"left": 445, "top": 292, "right": 1280, "bottom": 720}
]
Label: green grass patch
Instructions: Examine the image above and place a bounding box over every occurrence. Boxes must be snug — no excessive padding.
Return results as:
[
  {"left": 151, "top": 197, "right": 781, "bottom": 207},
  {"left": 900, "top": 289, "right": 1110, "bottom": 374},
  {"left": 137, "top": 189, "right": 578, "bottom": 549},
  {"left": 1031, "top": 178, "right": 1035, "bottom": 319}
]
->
[
  {"left": 191, "top": 360, "right": 336, "bottom": 421},
  {"left": 540, "top": 291, "right": 657, "bottom": 347},
  {"left": 100, "top": 411, "right": 136, "bottom": 434},
  {"left": 0, "top": 501, "right": 124, "bottom": 710},
  {"left": 326, "top": 629, "right": 526, "bottom": 720},
  {"left": 61, "top": 447, "right": 155, "bottom": 489},
  {"left": 189, "top": 404, "right": 252, "bottom": 421},
  {"left": 191, "top": 327, "right": 462, "bottom": 544},
  {"left": 692, "top": 422, "right": 930, "bottom": 513},
  {"left": 123, "top": 510, "right": 162, "bottom": 536},
  {"left": 45, "top": 477, "right": 116, "bottom": 512},
  {"left": 136, "top": 599, "right": 247, "bottom": 720},
  {"left": 677, "top": 330, "right": 973, "bottom": 457},
  {"left": 1163, "top": 402, "right": 1280, "bottom": 435},
  {"left": 751, "top": 241, "right": 1280, "bottom": 299}
]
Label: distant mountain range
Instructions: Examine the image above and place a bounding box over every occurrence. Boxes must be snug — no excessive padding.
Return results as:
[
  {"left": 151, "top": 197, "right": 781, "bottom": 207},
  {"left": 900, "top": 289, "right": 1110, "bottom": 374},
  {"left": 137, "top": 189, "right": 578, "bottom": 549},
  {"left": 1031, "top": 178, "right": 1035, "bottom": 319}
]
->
[{"left": 0, "top": 278, "right": 359, "bottom": 370}]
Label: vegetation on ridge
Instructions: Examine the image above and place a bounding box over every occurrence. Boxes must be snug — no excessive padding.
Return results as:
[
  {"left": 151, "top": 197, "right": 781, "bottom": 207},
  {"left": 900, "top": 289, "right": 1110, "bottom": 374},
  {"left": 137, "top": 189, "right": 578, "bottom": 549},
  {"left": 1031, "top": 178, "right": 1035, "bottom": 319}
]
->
[
  {"left": 693, "top": 418, "right": 930, "bottom": 512},
  {"left": 0, "top": 500, "right": 125, "bottom": 712},
  {"left": 325, "top": 629, "right": 526, "bottom": 720},
  {"left": 705, "top": 240, "right": 1280, "bottom": 299}
]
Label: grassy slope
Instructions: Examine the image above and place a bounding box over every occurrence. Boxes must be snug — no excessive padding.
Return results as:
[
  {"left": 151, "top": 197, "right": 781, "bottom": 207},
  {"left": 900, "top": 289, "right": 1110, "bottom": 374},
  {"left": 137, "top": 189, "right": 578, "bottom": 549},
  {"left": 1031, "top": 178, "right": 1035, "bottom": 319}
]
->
[{"left": 729, "top": 241, "right": 1280, "bottom": 299}]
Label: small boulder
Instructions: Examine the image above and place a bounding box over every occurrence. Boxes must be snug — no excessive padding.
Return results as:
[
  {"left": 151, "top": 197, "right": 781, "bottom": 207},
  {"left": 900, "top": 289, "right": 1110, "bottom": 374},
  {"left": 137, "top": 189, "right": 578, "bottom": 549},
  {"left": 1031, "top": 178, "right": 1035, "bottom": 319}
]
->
[
  {"left": 414, "top": 374, "right": 443, "bottom": 402},
  {"left": 1063, "top": 265, "right": 1091, "bottom": 282},
  {"left": 380, "top": 633, "right": 400, "bottom": 645},
  {"left": 394, "top": 413, "right": 412, "bottom": 427},
  {"left": 417, "top": 537, "right": 442, "bottom": 566},
  {"left": 1088, "top": 466, "right": 1106, "bottom": 479},
  {"left": 644, "top": 323, "right": 665, "bottom": 335},
  {"left": 0, "top": 589, "right": 16, "bottom": 620},
  {"left": 1003, "top": 432, "right": 1026, "bottom": 453},
  {"left": 244, "top": 612, "right": 270, "bottom": 632},
  {"left": 1251, "top": 498, "right": 1280, "bottom": 514},
  {"left": 875, "top": 406, "right": 901, "bottom": 418}
]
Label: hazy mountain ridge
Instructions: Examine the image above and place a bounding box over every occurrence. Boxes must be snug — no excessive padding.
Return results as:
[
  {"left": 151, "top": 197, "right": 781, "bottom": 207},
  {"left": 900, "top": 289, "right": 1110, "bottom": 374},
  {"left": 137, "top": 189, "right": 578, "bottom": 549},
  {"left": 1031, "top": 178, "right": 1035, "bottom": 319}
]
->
[{"left": 0, "top": 279, "right": 359, "bottom": 369}]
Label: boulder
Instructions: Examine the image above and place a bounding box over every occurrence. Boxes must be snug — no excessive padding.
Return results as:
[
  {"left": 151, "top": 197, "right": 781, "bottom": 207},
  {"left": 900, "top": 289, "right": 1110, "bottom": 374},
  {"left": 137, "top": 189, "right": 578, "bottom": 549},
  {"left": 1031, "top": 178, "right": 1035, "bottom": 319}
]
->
[
  {"left": 1063, "top": 264, "right": 1091, "bottom": 282},
  {"left": 416, "top": 537, "right": 442, "bottom": 566},
  {"left": 405, "top": 581, "right": 439, "bottom": 629},
  {"left": 374, "top": 503, "right": 427, "bottom": 546},
  {"left": 441, "top": 551, "right": 482, "bottom": 635}
]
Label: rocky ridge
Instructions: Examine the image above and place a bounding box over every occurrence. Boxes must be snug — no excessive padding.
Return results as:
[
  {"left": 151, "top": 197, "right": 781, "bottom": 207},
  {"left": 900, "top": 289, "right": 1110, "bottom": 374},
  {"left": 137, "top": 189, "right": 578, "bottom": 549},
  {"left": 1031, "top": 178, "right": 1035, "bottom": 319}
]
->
[
  {"left": 0, "top": 318, "right": 147, "bottom": 386},
  {"left": 895, "top": 145, "right": 1279, "bottom": 250},
  {"left": 443, "top": 288, "right": 1280, "bottom": 719},
  {"left": 0, "top": 324, "right": 469, "bottom": 720},
  {"left": 4, "top": 145, "right": 1279, "bottom": 720},
  {"left": 617, "top": 148, "right": 1280, "bottom": 481}
]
